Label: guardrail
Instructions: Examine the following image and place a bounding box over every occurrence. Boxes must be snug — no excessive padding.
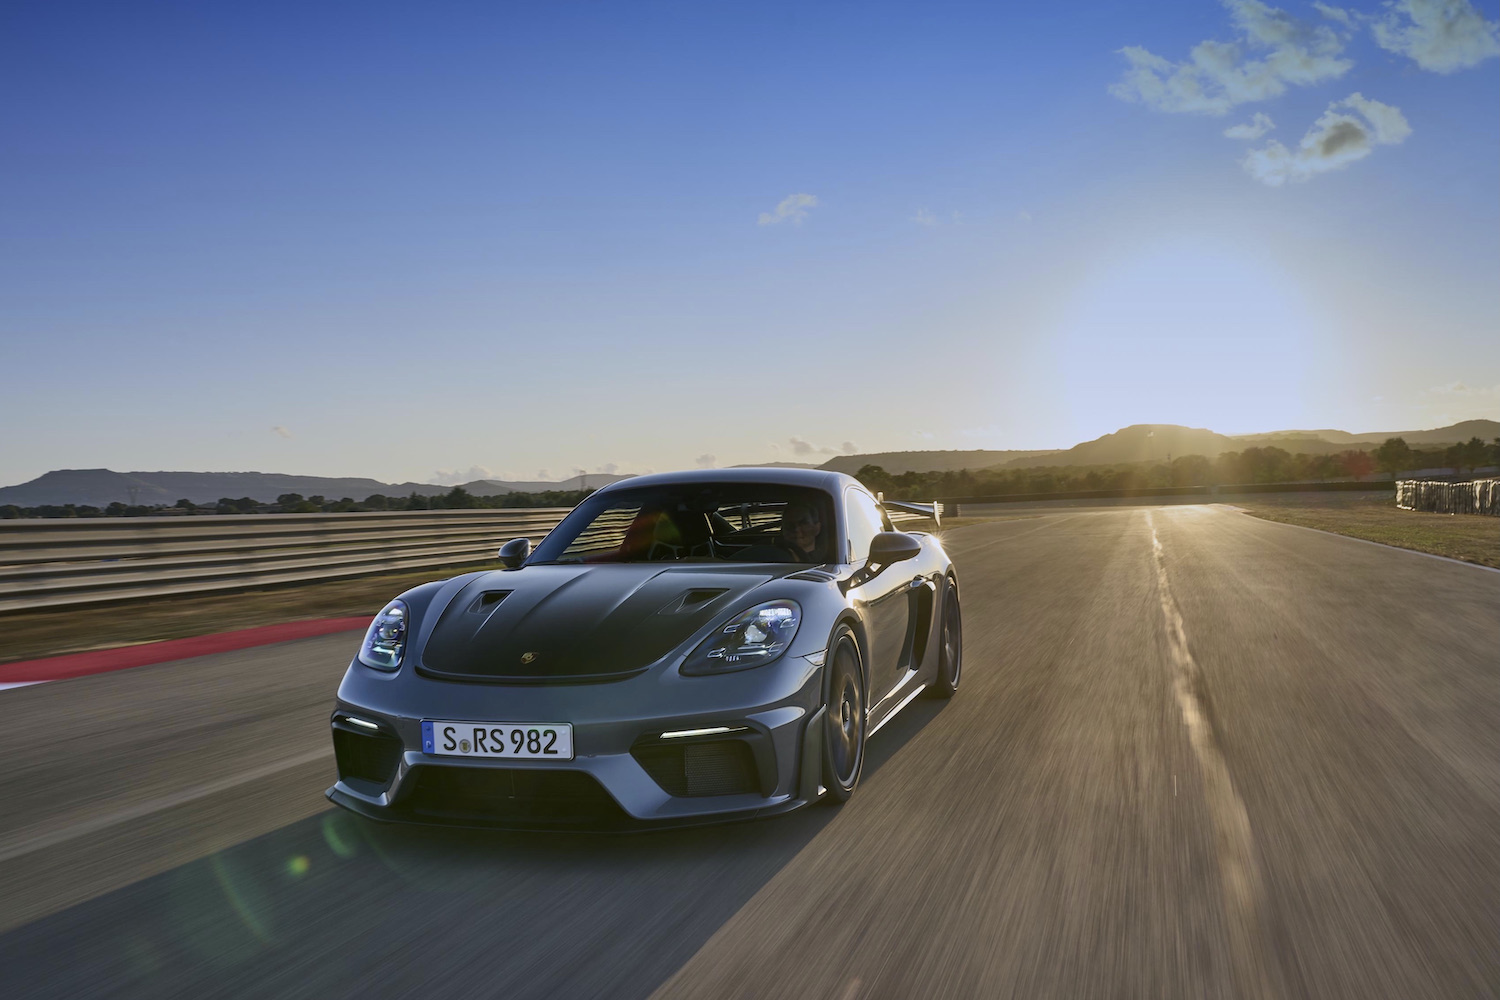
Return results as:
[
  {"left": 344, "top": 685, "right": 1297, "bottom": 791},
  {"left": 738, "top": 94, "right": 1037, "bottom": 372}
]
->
[
  {"left": 1396, "top": 478, "right": 1499, "bottom": 516},
  {"left": 0, "top": 504, "right": 939, "bottom": 614},
  {"left": 0, "top": 508, "right": 573, "bottom": 614}
]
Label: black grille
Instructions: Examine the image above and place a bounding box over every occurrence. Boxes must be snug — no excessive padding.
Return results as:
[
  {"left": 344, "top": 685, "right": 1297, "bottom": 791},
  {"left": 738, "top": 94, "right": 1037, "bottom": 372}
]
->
[
  {"left": 333, "top": 727, "right": 403, "bottom": 785},
  {"left": 633, "top": 740, "right": 760, "bottom": 797},
  {"left": 401, "top": 766, "right": 627, "bottom": 826}
]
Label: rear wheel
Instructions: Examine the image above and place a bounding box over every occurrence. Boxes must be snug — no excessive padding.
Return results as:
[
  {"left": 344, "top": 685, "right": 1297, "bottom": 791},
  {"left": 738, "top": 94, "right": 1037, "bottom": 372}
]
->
[
  {"left": 821, "top": 626, "right": 865, "bottom": 803},
  {"left": 929, "top": 579, "right": 962, "bottom": 699}
]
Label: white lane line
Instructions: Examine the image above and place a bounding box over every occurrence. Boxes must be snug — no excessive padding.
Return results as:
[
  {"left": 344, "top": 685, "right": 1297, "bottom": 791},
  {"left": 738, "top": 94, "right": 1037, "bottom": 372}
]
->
[
  {"left": 1147, "top": 510, "right": 1270, "bottom": 995},
  {"left": 0, "top": 682, "right": 46, "bottom": 692},
  {"left": 0, "top": 747, "right": 333, "bottom": 865}
]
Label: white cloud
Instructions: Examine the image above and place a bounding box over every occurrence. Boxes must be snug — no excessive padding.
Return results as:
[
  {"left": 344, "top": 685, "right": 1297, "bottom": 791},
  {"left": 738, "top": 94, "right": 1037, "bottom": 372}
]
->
[
  {"left": 430, "top": 465, "right": 498, "bottom": 486},
  {"left": 758, "top": 193, "right": 819, "bottom": 226},
  {"left": 1017, "top": 209, "right": 1033, "bottom": 222},
  {"left": 271, "top": 425, "right": 293, "bottom": 439},
  {"left": 1242, "top": 92, "right": 1411, "bottom": 185},
  {"left": 1314, "top": 3, "right": 1358, "bottom": 28},
  {"left": 694, "top": 453, "right": 716, "bottom": 468},
  {"left": 911, "top": 208, "right": 938, "bottom": 227},
  {"left": 1111, "top": 0, "right": 1352, "bottom": 115},
  {"left": 1224, "top": 111, "right": 1276, "bottom": 138},
  {"left": 597, "top": 462, "right": 619, "bottom": 474},
  {"left": 788, "top": 437, "right": 857, "bottom": 457},
  {"left": 1430, "top": 380, "right": 1500, "bottom": 396},
  {"left": 535, "top": 469, "right": 551, "bottom": 480},
  {"left": 1341, "top": 92, "right": 1414, "bottom": 142},
  {"left": 1372, "top": 0, "right": 1500, "bottom": 72}
]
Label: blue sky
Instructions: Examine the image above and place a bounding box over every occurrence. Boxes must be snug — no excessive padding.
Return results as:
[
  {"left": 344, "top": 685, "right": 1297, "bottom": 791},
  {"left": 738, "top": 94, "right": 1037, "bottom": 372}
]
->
[{"left": 2, "top": 0, "right": 1497, "bottom": 486}]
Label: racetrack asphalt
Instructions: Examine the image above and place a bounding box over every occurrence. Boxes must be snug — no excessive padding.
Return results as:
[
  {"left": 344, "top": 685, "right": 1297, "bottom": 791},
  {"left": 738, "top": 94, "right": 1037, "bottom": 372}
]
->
[{"left": 0, "top": 505, "right": 1495, "bottom": 999}]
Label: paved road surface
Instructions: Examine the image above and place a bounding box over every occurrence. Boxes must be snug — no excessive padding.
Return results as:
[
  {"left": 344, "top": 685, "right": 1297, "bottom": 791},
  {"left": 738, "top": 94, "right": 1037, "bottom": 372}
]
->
[{"left": 1, "top": 506, "right": 1495, "bottom": 999}]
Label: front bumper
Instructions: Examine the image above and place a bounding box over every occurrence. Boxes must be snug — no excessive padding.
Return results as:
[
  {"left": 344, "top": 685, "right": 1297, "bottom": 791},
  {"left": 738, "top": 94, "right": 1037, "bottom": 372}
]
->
[{"left": 325, "top": 654, "right": 828, "bottom": 829}]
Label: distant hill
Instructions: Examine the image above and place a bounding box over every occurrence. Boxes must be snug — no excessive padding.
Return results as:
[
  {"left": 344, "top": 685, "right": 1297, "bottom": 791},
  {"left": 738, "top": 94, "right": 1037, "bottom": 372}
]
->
[
  {"left": 1011, "top": 420, "right": 1496, "bottom": 469},
  {"left": 1009, "top": 425, "right": 1237, "bottom": 468},
  {"left": 819, "top": 450, "right": 1061, "bottom": 476},
  {"left": 461, "top": 473, "right": 631, "bottom": 496},
  {"left": 0, "top": 469, "right": 630, "bottom": 507},
  {"left": 1232, "top": 419, "right": 1499, "bottom": 450},
  {"left": 1384, "top": 419, "right": 1499, "bottom": 445},
  {"left": 4, "top": 419, "right": 1491, "bottom": 506},
  {"left": 813, "top": 420, "right": 1496, "bottom": 475}
]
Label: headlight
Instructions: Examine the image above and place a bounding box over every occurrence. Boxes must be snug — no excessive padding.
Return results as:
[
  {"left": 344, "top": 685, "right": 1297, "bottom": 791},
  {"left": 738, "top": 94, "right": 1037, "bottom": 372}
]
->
[
  {"left": 681, "top": 600, "right": 801, "bottom": 675},
  {"left": 358, "top": 600, "right": 408, "bottom": 671}
]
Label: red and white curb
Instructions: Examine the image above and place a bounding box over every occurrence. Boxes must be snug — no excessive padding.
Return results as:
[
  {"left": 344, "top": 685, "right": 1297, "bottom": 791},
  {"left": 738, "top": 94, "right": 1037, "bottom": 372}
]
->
[{"left": 0, "top": 617, "right": 370, "bottom": 690}]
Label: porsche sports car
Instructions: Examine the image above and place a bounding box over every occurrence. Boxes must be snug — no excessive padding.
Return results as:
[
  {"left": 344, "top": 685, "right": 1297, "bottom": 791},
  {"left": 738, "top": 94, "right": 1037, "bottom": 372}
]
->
[{"left": 326, "top": 468, "right": 961, "bottom": 829}]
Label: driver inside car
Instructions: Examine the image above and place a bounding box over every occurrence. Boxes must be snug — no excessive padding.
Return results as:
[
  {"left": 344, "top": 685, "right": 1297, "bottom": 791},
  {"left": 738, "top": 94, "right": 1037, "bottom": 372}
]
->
[
  {"left": 775, "top": 500, "right": 824, "bottom": 562},
  {"left": 733, "top": 501, "right": 827, "bottom": 563}
]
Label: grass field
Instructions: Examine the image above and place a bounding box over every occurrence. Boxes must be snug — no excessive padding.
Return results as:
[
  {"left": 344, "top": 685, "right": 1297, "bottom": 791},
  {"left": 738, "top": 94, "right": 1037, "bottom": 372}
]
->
[{"left": 1233, "top": 491, "right": 1499, "bottom": 569}]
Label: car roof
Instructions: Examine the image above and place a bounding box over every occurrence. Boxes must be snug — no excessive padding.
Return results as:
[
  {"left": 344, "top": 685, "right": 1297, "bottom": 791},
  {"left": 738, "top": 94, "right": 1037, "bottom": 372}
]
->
[{"left": 592, "top": 467, "right": 859, "bottom": 496}]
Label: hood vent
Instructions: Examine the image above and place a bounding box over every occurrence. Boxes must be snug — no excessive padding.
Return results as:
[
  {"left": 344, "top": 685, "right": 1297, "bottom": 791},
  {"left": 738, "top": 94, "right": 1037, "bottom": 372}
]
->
[
  {"left": 466, "top": 591, "right": 512, "bottom": 613},
  {"left": 788, "top": 571, "right": 835, "bottom": 583},
  {"left": 658, "top": 588, "right": 729, "bottom": 615}
]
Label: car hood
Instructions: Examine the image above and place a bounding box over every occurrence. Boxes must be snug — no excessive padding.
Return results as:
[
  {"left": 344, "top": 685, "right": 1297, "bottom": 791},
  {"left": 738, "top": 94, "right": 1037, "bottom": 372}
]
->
[{"left": 417, "top": 563, "right": 791, "bottom": 681}]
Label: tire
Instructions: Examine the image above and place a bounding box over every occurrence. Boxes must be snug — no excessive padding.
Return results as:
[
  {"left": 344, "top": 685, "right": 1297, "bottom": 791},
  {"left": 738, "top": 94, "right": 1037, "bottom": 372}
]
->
[
  {"left": 929, "top": 577, "right": 962, "bottom": 699},
  {"left": 821, "top": 625, "right": 866, "bottom": 804}
]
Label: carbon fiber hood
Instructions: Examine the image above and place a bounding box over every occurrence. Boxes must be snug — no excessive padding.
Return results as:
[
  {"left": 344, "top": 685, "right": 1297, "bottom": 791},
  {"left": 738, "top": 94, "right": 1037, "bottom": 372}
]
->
[{"left": 417, "top": 564, "right": 786, "bottom": 681}]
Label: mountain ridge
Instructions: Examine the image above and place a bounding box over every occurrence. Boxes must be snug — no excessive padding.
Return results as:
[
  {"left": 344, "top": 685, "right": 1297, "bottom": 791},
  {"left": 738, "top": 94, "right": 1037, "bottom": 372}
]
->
[
  {"left": 0, "top": 470, "right": 632, "bottom": 508},
  {"left": 3, "top": 420, "right": 1492, "bottom": 507},
  {"left": 823, "top": 420, "right": 1497, "bottom": 474}
]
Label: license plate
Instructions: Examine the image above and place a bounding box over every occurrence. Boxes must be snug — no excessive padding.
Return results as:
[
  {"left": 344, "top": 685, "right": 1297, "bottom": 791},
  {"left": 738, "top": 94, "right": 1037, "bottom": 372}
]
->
[{"left": 421, "top": 720, "right": 574, "bottom": 760}]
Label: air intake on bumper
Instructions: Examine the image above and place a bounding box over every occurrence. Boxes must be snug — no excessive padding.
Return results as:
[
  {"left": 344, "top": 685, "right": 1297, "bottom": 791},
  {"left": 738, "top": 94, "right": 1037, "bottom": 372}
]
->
[{"left": 633, "top": 739, "right": 762, "bottom": 797}]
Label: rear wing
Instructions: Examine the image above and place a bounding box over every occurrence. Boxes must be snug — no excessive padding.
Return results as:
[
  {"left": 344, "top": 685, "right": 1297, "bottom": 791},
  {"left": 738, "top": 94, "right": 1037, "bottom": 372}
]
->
[{"left": 882, "top": 499, "right": 942, "bottom": 529}]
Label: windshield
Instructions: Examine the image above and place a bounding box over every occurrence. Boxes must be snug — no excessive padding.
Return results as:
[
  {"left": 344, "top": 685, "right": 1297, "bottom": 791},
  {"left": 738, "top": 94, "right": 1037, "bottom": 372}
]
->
[{"left": 529, "top": 483, "right": 836, "bottom": 565}]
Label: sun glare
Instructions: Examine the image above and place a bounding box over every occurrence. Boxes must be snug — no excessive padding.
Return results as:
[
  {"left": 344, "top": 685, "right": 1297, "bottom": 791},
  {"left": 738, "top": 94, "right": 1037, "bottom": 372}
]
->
[{"left": 1049, "top": 240, "right": 1326, "bottom": 439}]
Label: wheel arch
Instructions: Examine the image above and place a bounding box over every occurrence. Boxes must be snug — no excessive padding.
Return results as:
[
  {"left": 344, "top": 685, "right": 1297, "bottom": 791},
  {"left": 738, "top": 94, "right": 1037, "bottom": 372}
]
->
[{"left": 825, "top": 610, "right": 870, "bottom": 705}]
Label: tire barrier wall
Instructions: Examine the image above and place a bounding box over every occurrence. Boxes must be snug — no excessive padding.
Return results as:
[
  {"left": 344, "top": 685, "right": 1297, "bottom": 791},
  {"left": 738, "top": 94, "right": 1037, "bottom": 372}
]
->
[{"left": 1395, "top": 479, "right": 1500, "bottom": 517}]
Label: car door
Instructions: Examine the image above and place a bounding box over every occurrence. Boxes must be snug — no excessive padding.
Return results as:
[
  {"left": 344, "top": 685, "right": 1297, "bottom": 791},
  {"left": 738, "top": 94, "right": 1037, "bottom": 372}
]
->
[{"left": 844, "top": 487, "right": 911, "bottom": 707}]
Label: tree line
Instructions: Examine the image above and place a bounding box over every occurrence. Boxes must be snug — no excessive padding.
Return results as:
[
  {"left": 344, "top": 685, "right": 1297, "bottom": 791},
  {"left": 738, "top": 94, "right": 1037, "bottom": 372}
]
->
[
  {"left": 3, "top": 436, "right": 1495, "bottom": 517},
  {"left": 855, "top": 437, "right": 1500, "bottom": 501},
  {"left": 0, "top": 486, "right": 596, "bottom": 519}
]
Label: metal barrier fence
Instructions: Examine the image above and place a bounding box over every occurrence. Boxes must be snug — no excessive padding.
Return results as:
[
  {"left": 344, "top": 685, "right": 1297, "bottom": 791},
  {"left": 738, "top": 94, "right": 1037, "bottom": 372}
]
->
[
  {"left": 0, "top": 504, "right": 936, "bottom": 614},
  {"left": 0, "top": 508, "right": 573, "bottom": 614},
  {"left": 1396, "top": 479, "right": 1500, "bottom": 516}
]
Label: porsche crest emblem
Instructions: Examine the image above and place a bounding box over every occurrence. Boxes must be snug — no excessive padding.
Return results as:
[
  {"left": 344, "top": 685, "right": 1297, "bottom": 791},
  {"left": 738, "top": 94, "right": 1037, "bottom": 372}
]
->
[{"left": 520, "top": 651, "right": 538, "bottom": 665}]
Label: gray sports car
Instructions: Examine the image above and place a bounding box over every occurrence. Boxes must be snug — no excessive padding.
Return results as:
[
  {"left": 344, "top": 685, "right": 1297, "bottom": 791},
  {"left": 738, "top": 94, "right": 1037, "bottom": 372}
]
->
[{"left": 326, "top": 468, "right": 961, "bottom": 828}]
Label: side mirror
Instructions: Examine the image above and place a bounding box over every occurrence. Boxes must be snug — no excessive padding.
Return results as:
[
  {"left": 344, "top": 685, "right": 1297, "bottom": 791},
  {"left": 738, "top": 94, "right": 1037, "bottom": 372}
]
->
[
  {"left": 868, "top": 531, "right": 921, "bottom": 566},
  {"left": 498, "top": 537, "right": 532, "bottom": 569}
]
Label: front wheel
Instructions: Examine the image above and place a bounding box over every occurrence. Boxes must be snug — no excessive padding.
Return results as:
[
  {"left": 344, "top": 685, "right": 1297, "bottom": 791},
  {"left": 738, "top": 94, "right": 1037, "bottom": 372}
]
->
[
  {"left": 929, "top": 578, "right": 962, "bottom": 699},
  {"left": 821, "top": 626, "right": 865, "bottom": 803}
]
